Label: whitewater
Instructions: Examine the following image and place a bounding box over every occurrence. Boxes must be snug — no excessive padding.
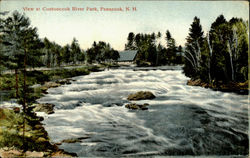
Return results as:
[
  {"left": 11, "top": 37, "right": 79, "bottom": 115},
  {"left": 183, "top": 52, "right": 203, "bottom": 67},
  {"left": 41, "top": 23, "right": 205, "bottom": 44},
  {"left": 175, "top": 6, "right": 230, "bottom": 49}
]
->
[{"left": 37, "top": 67, "right": 249, "bottom": 156}]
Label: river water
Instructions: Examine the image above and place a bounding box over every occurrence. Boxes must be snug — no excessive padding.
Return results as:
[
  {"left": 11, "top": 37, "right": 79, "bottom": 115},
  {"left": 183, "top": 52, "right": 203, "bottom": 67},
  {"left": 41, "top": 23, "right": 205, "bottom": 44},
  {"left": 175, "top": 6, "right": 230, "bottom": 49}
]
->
[{"left": 38, "top": 67, "right": 249, "bottom": 156}]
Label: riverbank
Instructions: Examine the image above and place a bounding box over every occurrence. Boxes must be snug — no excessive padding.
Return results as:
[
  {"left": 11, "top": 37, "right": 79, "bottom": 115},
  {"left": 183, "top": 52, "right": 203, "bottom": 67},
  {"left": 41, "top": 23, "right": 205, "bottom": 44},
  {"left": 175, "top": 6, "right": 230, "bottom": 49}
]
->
[
  {"left": 0, "top": 64, "right": 114, "bottom": 157},
  {"left": 0, "top": 108, "right": 77, "bottom": 157},
  {"left": 187, "top": 79, "right": 249, "bottom": 95},
  {"left": 0, "top": 64, "right": 110, "bottom": 101}
]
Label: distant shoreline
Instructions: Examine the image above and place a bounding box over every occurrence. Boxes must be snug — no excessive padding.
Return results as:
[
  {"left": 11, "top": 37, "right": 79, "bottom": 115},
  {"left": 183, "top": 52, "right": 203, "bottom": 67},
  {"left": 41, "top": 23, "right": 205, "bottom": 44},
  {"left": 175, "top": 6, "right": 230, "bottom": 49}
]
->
[{"left": 187, "top": 79, "right": 249, "bottom": 95}]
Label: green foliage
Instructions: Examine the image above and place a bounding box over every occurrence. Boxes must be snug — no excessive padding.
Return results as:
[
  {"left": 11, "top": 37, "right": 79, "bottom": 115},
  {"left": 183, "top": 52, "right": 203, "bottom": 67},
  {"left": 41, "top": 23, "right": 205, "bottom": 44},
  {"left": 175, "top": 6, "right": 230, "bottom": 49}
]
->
[
  {"left": 125, "top": 31, "right": 181, "bottom": 66},
  {"left": 125, "top": 32, "right": 136, "bottom": 50},
  {"left": 70, "top": 38, "right": 85, "bottom": 64},
  {"left": 165, "top": 30, "right": 178, "bottom": 64},
  {"left": 43, "top": 68, "right": 90, "bottom": 80},
  {"left": 86, "top": 41, "right": 119, "bottom": 64},
  {"left": 0, "top": 108, "right": 53, "bottom": 151},
  {"left": 1, "top": 11, "right": 44, "bottom": 108},
  {"left": 40, "top": 37, "right": 85, "bottom": 67},
  {"left": 126, "top": 33, "right": 157, "bottom": 65},
  {"left": 183, "top": 15, "right": 249, "bottom": 83},
  {"left": 183, "top": 16, "right": 204, "bottom": 79},
  {"left": 0, "top": 67, "right": 91, "bottom": 103}
]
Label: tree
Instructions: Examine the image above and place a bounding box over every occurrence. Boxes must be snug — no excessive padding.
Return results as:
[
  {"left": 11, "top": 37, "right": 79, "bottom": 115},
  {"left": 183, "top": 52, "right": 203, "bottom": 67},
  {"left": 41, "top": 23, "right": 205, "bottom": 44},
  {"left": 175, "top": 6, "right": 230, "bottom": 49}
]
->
[
  {"left": 86, "top": 41, "right": 97, "bottom": 64},
  {"left": 62, "top": 44, "right": 71, "bottom": 65},
  {"left": 110, "top": 49, "right": 120, "bottom": 61},
  {"left": 0, "top": 12, "right": 9, "bottom": 74},
  {"left": 209, "top": 15, "right": 230, "bottom": 81},
  {"left": 1, "top": 11, "right": 31, "bottom": 98},
  {"left": 227, "top": 18, "right": 248, "bottom": 81},
  {"left": 77, "top": 49, "right": 85, "bottom": 64},
  {"left": 208, "top": 15, "right": 248, "bottom": 82},
  {"left": 86, "top": 41, "right": 118, "bottom": 63},
  {"left": 183, "top": 16, "right": 204, "bottom": 78},
  {"left": 165, "top": 30, "right": 177, "bottom": 64},
  {"left": 183, "top": 15, "right": 248, "bottom": 84},
  {"left": 2, "top": 11, "right": 42, "bottom": 103},
  {"left": 156, "top": 32, "right": 162, "bottom": 65},
  {"left": 70, "top": 38, "right": 82, "bottom": 64},
  {"left": 51, "top": 42, "right": 63, "bottom": 66},
  {"left": 130, "top": 33, "right": 158, "bottom": 66},
  {"left": 125, "top": 32, "right": 136, "bottom": 50},
  {"left": 206, "top": 33, "right": 213, "bottom": 83},
  {"left": 175, "top": 45, "right": 184, "bottom": 64},
  {"left": 42, "top": 37, "right": 52, "bottom": 67},
  {"left": 1, "top": 11, "right": 43, "bottom": 151}
]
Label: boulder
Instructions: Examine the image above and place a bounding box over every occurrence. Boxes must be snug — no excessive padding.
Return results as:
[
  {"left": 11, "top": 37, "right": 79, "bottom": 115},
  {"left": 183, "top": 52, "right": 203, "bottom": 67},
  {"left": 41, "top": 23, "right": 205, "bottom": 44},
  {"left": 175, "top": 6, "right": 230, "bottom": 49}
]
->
[
  {"left": 187, "top": 79, "right": 202, "bottom": 86},
  {"left": 25, "top": 151, "right": 44, "bottom": 157},
  {"left": 33, "top": 103, "right": 55, "bottom": 114},
  {"left": 44, "top": 82, "right": 61, "bottom": 88},
  {"left": 40, "top": 82, "right": 61, "bottom": 94},
  {"left": 0, "top": 149, "right": 22, "bottom": 158},
  {"left": 127, "top": 91, "right": 156, "bottom": 101},
  {"left": 36, "top": 137, "right": 48, "bottom": 143},
  {"left": 51, "top": 150, "right": 77, "bottom": 157},
  {"left": 40, "top": 86, "right": 49, "bottom": 94},
  {"left": 61, "top": 138, "right": 82, "bottom": 144},
  {"left": 125, "top": 103, "right": 149, "bottom": 110},
  {"left": 56, "top": 79, "right": 71, "bottom": 85},
  {"left": 34, "top": 124, "right": 44, "bottom": 129},
  {"left": 60, "top": 136, "right": 91, "bottom": 144}
]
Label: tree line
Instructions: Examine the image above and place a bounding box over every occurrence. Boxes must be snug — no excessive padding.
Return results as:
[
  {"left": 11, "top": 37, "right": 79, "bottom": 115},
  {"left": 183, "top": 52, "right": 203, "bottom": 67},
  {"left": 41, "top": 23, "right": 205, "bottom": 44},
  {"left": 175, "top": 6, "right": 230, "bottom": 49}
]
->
[
  {"left": 183, "top": 15, "right": 248, "bottom": 83},
  {"left": 124, "top": 31, "right": 184, "bottom": 66},
  {"left": 0, "top": 11, "right": 120, "bottom": 75}
]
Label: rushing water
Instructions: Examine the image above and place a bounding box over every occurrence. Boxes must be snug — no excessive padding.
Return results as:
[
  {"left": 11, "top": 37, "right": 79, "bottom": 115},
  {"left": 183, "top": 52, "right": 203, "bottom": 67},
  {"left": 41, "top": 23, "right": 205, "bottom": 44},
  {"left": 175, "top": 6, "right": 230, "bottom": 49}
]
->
[{"left": 38, "top": 67, "right": 249, "bottom": 156}]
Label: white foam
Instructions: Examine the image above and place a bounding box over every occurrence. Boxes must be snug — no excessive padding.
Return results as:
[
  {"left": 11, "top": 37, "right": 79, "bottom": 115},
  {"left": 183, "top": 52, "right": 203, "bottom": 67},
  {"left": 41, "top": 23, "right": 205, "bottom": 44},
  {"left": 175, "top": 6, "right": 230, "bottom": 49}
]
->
[{"left": 38, "top": 67, "right": 248, "bottom": 156}]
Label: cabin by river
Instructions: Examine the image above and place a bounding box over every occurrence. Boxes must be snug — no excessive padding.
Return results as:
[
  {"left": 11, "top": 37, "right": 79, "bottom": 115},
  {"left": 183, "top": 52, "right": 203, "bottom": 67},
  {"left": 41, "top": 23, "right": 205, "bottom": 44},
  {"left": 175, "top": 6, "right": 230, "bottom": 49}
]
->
[{"left": 117, "top": 50, "right": 137, "bottom": 65}]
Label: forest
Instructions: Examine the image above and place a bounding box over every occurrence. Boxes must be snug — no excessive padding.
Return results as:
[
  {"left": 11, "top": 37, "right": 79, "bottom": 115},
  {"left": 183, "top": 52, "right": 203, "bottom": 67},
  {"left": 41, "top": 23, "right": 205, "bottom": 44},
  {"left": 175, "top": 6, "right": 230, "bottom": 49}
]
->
[
  {"left": 183, "top": 15, "right": 248, "bottom": 84},
  {"left": 124, "top": 16, "right": 248, "bottom": 85},
  {"left": 124, "top": 31, "right": 184, "bottom": 66},
  {"left": 0, "top": 11, "right": 249, "bottom": 100}
]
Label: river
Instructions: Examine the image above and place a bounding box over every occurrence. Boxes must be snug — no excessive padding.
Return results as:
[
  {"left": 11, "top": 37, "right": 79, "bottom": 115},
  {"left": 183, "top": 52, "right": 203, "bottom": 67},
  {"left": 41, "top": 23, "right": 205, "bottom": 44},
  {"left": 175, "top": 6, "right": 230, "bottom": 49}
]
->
[{"left": 37, "top": 66, "right": 249, "bottom": 156}]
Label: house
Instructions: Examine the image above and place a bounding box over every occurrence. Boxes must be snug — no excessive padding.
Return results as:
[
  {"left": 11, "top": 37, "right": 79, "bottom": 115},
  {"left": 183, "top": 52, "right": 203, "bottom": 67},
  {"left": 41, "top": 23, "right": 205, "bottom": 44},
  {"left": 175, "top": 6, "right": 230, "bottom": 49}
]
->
[{"left": 117, "top": 50, "right": 138, "bottom": 64}]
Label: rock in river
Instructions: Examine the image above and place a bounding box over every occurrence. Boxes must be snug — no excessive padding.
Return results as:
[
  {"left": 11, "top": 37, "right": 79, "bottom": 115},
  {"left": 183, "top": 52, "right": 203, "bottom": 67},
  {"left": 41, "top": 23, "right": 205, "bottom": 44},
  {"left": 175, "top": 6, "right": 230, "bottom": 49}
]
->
[
  {"left": 125, "top": 103, "right": 149, "bottom": 110},
  {"left": 33, "top": 103, "right": 55, "bottom": 114},
  {"left": 127, "top": 91, "right": 156, "bottom": 101}
]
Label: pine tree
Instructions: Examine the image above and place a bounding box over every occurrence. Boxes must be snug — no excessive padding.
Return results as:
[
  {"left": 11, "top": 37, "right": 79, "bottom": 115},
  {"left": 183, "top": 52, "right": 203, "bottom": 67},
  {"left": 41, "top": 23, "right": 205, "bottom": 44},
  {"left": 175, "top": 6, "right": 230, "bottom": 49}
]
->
[
  {"left": 62, "top": 44, "right": 71, "bottom": 65},
  {"left": 165, "top": 30, "right": 177, "bottom": 64},
  {"left": 125, "top": 32, "right": 136, "bottom": 50},
  {"left": 70, "top": 38, "right": 82, "bottom": 64},
  {"left": 183, "top": 16, "right": 204, "bottom": 78},
  {"left": 1, "top": 11, "right": 43, "bottom": 151},
  {"left": 1, "top": 11, "right": 30, "bottom": 98}
]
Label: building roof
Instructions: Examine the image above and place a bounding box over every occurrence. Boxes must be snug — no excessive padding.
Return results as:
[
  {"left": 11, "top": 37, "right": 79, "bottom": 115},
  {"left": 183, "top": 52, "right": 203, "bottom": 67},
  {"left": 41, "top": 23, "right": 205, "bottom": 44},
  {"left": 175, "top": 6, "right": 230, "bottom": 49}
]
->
[{"left": 117, "top": 50, "right": 137, "bottom": 62}]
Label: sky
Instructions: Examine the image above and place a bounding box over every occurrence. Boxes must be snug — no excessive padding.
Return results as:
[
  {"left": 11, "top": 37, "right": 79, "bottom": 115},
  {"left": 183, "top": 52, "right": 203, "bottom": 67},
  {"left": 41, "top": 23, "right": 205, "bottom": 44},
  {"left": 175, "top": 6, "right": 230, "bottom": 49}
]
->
[{"left": 0, "top": 0, "right": 249, "bottom": 51}]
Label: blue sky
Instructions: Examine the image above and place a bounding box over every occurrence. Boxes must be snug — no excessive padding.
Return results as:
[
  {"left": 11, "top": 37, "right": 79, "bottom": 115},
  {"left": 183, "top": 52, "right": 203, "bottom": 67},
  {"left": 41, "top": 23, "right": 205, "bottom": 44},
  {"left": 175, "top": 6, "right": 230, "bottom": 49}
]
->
[{"left": 0, "top": 1, "right": 249, "bottom": 50}]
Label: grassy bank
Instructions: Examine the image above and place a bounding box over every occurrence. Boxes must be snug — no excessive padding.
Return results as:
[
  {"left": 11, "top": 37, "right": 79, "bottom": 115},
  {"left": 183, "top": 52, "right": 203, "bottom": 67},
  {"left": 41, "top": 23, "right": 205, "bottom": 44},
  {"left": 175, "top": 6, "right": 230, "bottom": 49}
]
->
[
  {"left": 0, "top": 64, "right": 107, "bottom": 102},
  {"left": 0, "top": 108, "right": 76, "bottom": 157}
]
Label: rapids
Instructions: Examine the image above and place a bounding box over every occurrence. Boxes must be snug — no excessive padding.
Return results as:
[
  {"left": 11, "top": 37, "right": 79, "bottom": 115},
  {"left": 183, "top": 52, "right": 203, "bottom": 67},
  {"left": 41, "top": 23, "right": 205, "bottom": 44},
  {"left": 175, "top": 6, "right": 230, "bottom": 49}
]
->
[{"left": 37, "top": 67, "right": 249, "bottom": 156}]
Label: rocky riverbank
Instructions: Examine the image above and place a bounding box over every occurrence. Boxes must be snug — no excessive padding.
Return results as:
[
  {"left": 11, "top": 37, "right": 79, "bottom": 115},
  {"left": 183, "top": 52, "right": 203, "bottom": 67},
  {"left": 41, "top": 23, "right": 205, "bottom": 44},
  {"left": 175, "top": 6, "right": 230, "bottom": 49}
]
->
[
  {"left": 0, "top": 108, "right": 76, "bottom": 157},
  {"left": 187, "top": 79, "right": 249, "bottom": 95}
]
